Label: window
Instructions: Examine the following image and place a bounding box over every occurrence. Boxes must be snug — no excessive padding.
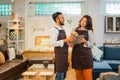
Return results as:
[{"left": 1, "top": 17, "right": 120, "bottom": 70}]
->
[
  {"left": 106, "top": 2, "right": 120, "bottom": 14},
  {"left": 0, "top": 4, "right": 12, "bottom": 16},
  {"left": 35, "top": 3, "right": 81, "bottom": 15}
]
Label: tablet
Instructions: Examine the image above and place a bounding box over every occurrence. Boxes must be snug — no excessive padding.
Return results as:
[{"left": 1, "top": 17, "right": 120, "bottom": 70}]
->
[{"left": 73, "top": 35, "right": 84, "bottom": 44}]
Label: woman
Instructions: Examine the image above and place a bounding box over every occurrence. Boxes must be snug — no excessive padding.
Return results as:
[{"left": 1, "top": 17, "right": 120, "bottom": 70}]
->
[{"left": 71, "top": 15, "right": 94, "bottom": 80}]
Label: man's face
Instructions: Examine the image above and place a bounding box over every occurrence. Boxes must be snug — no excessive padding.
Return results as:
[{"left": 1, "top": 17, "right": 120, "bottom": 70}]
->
[{"left": 57, "top": 14, "right": 65, "bottom": 26}]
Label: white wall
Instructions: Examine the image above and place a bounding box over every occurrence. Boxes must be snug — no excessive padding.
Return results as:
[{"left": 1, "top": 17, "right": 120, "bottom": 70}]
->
[
  {"left": 0, "top": 0, "right": 12, "bottom": 41},
  {"left": 24, "top": 0, "right": 87, "bottom": 49},
  {"left": 101, "top": 0, "right": 120, "bottom": 44},
  {"left": 87, "top": 0, "right": 104, "bottom": 46},
  {"left": 0, "top": 0, "right": 11, "bottom": 27},
  {"left": 87, "top": 0, "right": 120, "bottom": 46},
  {"left": 25, "top": 15, "right": 82, "bottom": 49}
]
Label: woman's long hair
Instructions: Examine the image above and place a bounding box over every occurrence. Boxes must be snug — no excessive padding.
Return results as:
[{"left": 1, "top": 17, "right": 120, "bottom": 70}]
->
[{"left": 75, "top": 15, "right": 93, "bottom": 31}]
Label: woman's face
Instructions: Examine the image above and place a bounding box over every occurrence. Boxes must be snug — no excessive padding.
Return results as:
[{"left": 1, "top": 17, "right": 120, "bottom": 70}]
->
[{"left": 80, "top": 17, "right": 87, "bottom": 27}]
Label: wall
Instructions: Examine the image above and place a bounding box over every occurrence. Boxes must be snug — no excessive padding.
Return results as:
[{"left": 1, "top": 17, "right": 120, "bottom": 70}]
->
[
  {"left": 24, "top": 0, "right": 106, "bottom": 48},
  {"left": 24, "top": 0, "right": 87, "bottom": 49},
  {"left": 87, "top": 0, "right": 104, "bottom": 46},
  {"left": 24, "top": 0, "right": 120, "bottom": 48},
  {"left": 0, "top": 0, "right": 11, "bottom": 42},
  {"left": 25, "top": 15, "right": 82, "bottom": 49},
  {"left": 101, "top": 0, "right": 120, "bottom": 44},
  {"left": 0, "top": 0, "right": 120, "bottom": 50},
  {"left": 85, "top": 0, "right": 120, "bottom": 46}
]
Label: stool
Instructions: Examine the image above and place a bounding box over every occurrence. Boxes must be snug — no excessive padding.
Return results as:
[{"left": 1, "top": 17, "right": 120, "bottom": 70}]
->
[
  {"left": 39, "top": 72, "right": 54, "bottom": 80},
  {"left": 22, "top": 71, "right": 37, "bottom": 80}
]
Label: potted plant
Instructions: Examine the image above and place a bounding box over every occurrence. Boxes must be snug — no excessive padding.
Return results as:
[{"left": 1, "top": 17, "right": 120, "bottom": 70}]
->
[{"left": 42, "top": 60, "right": 49, "bottom": 68}]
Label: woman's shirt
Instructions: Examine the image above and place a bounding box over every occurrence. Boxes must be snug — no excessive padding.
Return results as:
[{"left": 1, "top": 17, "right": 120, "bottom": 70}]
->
[{"left": 84, "top": 30, "right": 94, "bottom": 48}]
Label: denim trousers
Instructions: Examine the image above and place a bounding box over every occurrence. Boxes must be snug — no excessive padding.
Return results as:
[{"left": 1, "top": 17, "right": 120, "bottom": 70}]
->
[{"left": 55, "top": 72, "right": 66, "bottom": 80}]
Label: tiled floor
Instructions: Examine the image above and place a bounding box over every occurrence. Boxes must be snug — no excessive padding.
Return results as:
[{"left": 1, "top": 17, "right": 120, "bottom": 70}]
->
[{"left": 66, "top": 67, "right": 76, "bottom": 80}]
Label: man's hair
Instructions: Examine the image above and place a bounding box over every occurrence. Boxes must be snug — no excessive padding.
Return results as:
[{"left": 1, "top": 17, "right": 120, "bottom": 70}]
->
[{"left": 52, "top": 12, "right": 62, "bottom": 22}]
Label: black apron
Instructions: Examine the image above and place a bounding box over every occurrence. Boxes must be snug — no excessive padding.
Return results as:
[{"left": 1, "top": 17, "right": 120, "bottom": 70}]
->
[
  {"left": 72, "top": 30, "right": 93, "bottom": 69},
  {"left": 54, "top": 27, "right": 68, "bottom": 72}
]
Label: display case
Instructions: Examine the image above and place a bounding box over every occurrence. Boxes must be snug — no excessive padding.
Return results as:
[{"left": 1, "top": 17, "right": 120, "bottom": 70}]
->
[
  {"left": 105, "top": 16, "right": 120, "bottom": 33},
  {"left": 7, "top": 19, "right": 24, "bottom": 54}
]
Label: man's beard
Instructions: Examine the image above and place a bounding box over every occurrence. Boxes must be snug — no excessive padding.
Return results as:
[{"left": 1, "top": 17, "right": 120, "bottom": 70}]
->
[{"left": 60, "top": 21, "right": 64, "bottom": 26}]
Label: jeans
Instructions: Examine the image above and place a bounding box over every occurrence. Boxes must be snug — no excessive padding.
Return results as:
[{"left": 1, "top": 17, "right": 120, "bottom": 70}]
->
[{"left": 55, "top": 72, "right": 66, "bottom": 80}]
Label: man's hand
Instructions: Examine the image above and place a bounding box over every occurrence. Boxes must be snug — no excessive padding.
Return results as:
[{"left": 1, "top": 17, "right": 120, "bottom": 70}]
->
[
  {"left": 71, "top": 31, "right": 78, "bottom": 37},
  {"left": 64, "top": 35, "right": 75, "bottom": 43}
]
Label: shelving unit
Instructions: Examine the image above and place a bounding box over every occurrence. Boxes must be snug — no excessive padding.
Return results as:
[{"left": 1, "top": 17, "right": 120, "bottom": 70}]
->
[
  {"left": 7, "top": 19, "right": 24, "bottom": 54},
  {"left": 105, "top": 16, "right": 120, "bottom": 33}
]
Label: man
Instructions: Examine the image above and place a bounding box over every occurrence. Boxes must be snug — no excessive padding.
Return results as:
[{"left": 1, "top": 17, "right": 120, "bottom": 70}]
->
[{"left": 49, "top": 12, "right": 72, "bottom": 80}]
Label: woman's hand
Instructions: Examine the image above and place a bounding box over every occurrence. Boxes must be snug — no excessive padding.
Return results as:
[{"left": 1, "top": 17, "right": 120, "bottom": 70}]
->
[
  {"left": 79, "top": 38, "right": 86, "bottom": 43},
  {"left": 79, "top": 38, "right": 88, "bottom": 46}
]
